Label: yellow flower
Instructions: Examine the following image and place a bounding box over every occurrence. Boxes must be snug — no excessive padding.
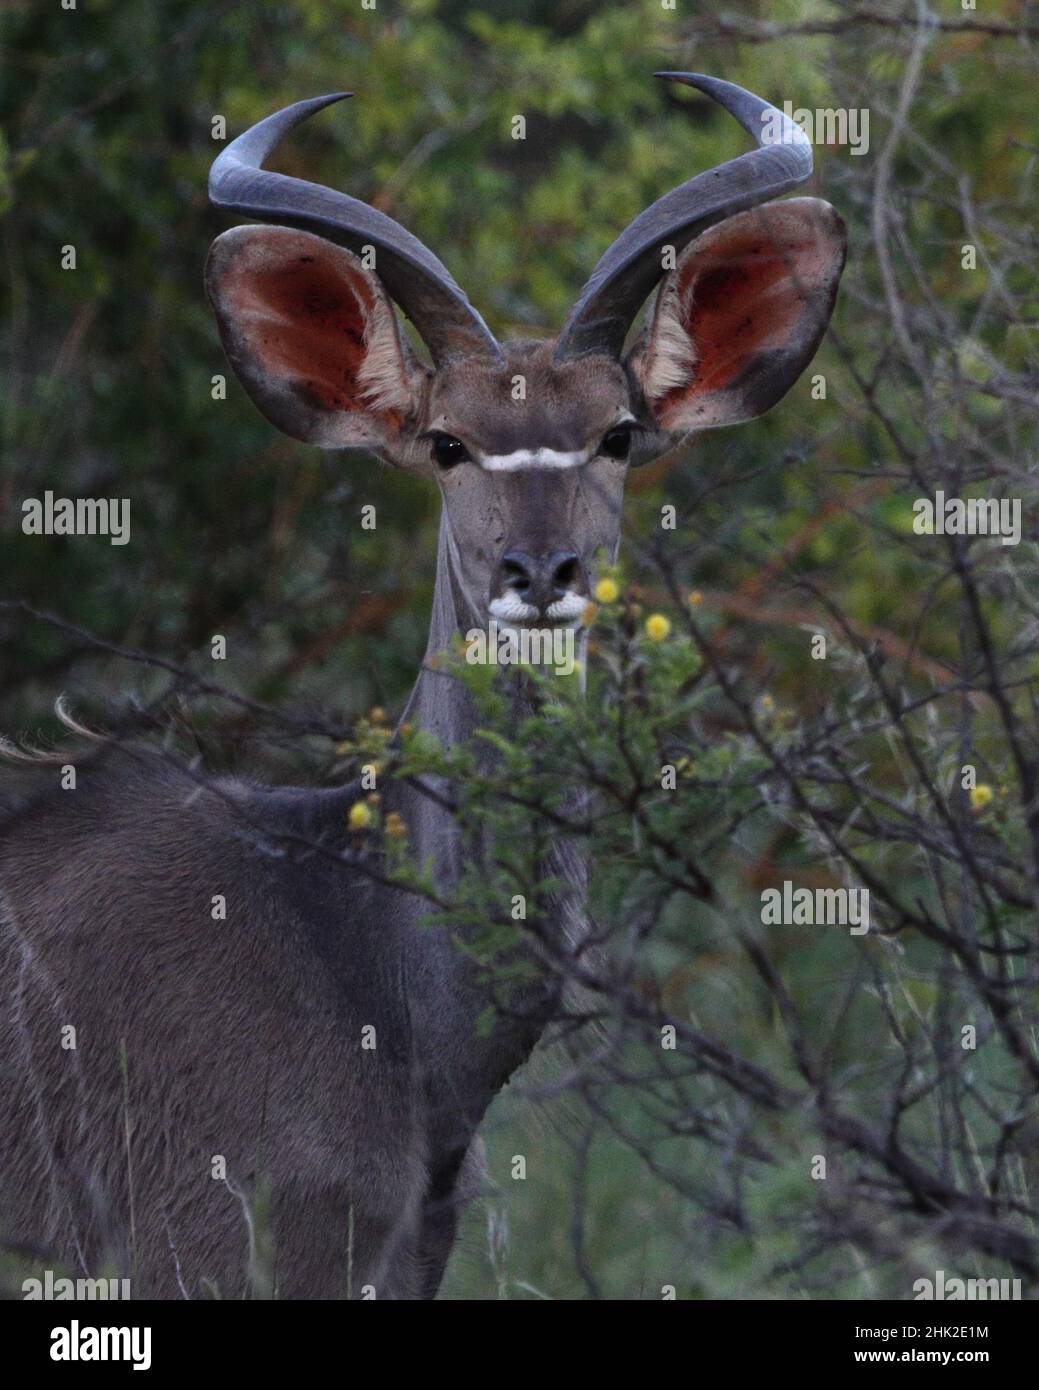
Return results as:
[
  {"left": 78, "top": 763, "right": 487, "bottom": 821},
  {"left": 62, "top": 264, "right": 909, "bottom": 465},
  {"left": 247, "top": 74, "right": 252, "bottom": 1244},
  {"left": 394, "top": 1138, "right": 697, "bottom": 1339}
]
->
[
  {"left": 348, "top": 801, "right": 373, "bottom": 831},
  {"left": 645, "top": 613, "right": 671, "bottom": 642},
  {"left": 594, "top": 577, "right": 620, "bottom": 604},
  {"left": 970, "top": 784, "right": 994, "bottom": 812},
  {"left": 385, "top": 812, "right": 409, "bottom": 840},
  {"left": 688, "top": 590, "right": 704, "bottom": 608},
  {"left": 370, "top": 706, "right": 388, "bottom": 725}
]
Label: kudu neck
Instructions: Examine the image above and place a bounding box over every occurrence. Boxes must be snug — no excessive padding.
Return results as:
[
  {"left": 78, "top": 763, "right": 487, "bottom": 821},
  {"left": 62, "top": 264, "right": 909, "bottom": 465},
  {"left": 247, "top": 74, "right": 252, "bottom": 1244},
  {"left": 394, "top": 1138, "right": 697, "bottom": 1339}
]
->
[
  {"left": 392, "top": 514, "right": 579, "bottom": 1143},
  {"left": 400, "top": 516, "right": 483, "bottom": 755}
]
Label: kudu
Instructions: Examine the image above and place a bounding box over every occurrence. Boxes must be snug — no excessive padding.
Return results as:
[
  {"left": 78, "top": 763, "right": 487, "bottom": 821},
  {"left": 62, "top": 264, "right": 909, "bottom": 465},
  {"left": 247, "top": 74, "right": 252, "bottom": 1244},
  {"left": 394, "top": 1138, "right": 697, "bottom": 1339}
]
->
[{"left": 0, "top": 74, "right": 845, "bottom": 1298}]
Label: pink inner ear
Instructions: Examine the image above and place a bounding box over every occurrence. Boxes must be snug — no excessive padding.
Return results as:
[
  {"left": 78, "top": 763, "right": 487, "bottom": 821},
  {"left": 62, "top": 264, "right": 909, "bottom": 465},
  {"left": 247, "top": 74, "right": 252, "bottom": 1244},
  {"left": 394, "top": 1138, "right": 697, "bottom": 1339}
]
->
[
  {"left": 655, "top": 228, "right": 818, "bottom": 421},
  {"left": 225, "top": 252, "right": 397, "bottom": 422}
]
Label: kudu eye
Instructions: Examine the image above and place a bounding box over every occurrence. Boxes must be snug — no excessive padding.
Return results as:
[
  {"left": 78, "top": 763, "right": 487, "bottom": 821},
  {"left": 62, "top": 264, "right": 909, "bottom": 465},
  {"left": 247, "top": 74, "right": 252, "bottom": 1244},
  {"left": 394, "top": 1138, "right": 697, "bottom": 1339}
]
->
[
  {"left": 429, "top": 433, "right": 470, "bottom": 469},
  {"left": 599, "top": 424, "right": 633, "bottom": 460}
]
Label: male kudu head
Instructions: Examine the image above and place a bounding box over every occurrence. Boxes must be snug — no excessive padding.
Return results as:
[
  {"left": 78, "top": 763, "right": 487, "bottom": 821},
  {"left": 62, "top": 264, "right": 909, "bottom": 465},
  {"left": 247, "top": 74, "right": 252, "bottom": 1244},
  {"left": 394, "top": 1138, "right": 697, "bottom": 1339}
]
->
[{"left": 206, "top": 75, "right": 846, "bottom": 638}]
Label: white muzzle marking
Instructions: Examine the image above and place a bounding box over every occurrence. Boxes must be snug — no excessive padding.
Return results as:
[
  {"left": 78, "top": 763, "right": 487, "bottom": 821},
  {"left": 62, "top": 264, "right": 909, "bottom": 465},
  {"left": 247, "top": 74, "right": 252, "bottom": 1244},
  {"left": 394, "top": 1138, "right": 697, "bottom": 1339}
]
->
[
  {"left": 488, "top": 590, "right": 587, "bottom": 628},
  {"left": 544, "top": 592, "right": 588, "bottom": 624},
  {"left": 489, "top": 593, "right": 539, "bottom": 623}
]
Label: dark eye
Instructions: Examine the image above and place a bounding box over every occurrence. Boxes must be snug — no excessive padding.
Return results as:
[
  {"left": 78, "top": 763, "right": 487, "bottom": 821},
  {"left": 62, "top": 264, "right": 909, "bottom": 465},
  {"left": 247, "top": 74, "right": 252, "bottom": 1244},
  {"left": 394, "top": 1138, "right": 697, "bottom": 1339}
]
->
[
  {"left": 429, "top": 434, "right": 469, "bottom": 469},
  {"left": 600, "top": 424, "right": 633, "bottom": 460}
]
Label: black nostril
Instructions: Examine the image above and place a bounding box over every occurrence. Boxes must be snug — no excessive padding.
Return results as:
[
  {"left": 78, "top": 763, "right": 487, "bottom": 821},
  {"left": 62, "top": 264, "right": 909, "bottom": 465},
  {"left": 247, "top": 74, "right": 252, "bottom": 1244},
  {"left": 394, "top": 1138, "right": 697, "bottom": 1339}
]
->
[
  {"left": 551, "top": 553, "right": 580, "bottom": 595},
  {"left": 501, "top": 550, "right": 534, "bottom": 595}
]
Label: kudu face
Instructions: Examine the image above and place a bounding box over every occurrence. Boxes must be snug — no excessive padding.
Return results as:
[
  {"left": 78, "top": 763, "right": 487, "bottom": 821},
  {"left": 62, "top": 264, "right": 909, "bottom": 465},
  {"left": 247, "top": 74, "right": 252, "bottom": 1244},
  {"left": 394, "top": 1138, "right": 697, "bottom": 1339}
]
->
[
  {"left": 427, "top": 347, "right": 632, "bottom": 631},
  {"left": 205, "top": 74, "right": 847, "bottom": 639}
]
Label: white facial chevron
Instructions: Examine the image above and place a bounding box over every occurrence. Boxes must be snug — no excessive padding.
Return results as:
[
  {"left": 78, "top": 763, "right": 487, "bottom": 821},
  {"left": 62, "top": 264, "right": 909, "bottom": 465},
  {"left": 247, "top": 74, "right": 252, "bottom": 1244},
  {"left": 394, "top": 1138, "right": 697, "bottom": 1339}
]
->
[{"left": 479, "top": 447, "right": 590, "bottom": 472}]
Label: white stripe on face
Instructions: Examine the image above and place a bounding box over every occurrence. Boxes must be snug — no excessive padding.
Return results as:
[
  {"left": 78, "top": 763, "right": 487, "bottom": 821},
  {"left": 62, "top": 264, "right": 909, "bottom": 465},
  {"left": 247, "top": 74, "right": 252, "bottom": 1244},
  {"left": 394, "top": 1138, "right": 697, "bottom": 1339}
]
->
[{"left": 479, "top": 447, "right": 590, "bottom": 472}]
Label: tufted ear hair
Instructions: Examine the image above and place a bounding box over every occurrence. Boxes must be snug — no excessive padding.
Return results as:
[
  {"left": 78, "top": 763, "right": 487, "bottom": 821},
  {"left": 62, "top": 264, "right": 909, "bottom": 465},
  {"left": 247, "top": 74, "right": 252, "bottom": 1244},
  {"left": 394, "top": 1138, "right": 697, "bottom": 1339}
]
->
[
  {"left": 205, "top": 225, "right": 428, "bottom": 455},
  {"left": 628, "top": 197, "right": 846, "bottom": 433}
]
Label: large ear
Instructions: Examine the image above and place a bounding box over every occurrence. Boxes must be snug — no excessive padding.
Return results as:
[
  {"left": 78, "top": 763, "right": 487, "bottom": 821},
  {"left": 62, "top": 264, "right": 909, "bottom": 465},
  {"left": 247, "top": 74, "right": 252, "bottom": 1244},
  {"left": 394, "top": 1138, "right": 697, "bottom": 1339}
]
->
[
  {"left": 205, "top": 225, "right": 427, "bottom": 453},
  {"left": 628, "top": 197, "right": 846, "bottom": 433}
]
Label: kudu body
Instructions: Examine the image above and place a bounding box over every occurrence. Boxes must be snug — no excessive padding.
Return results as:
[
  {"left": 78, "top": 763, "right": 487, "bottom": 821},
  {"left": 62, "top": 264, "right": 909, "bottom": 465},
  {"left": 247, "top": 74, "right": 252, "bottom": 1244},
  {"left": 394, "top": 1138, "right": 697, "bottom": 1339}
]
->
[{"left": 0, "top": 76, "right": 845, "bottom": 1298}]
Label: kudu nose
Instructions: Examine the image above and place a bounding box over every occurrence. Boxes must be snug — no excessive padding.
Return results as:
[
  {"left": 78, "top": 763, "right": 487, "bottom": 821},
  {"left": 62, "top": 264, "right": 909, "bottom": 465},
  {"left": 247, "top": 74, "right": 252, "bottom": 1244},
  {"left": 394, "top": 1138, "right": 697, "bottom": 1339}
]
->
[{"left": 501, "top": 550, "right": 583, "bottom": 613}]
